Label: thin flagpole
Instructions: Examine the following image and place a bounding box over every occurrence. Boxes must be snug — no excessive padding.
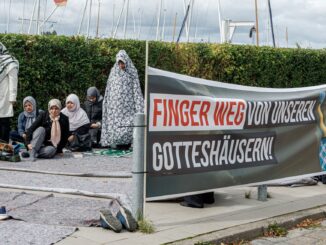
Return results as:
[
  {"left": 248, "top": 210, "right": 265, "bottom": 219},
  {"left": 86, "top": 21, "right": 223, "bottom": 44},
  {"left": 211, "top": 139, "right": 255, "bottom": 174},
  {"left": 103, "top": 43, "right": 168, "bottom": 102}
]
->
[
  {"left": 87, "top": 0, "right": 93, "bottom": 38},
  {"left": 28, "top": 0, "right": 38, "bottom": 34},
  {"left": 78, "top": 0, "right": 88, "bottom": 35}
]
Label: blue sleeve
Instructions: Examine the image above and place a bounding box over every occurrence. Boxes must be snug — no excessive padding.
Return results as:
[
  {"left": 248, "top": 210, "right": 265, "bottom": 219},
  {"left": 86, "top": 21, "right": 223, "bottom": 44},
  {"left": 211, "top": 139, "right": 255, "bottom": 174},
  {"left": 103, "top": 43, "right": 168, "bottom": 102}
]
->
[{"left": 17, "top": 113, "right": 25, "bottom": 136}]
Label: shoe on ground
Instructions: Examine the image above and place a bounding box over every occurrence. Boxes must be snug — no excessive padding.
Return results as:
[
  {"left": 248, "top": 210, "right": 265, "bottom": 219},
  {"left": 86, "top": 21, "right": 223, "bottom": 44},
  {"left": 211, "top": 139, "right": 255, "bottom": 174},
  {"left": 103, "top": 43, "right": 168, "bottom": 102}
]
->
[
  {"left": 21, "top": 152, "right": 30, "bottom": 158},
  {"left": 99, "top": 210, "right": 122, "bottom": 233},
  {"left": 0, "top": 206, "right": 10, "bottom": 220},
  {"left": 30, "top": 149, "right": 37, "bottom": 162},
  {"left": 116, "top": 206, "right": 138, "bottom": 232}
]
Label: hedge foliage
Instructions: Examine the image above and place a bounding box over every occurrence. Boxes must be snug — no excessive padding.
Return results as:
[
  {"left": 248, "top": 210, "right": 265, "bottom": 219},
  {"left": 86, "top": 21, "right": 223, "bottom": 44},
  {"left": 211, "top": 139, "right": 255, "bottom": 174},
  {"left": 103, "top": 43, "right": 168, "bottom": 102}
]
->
[{"left": 0, "top": 34, "right": 326, "bottom": 120}]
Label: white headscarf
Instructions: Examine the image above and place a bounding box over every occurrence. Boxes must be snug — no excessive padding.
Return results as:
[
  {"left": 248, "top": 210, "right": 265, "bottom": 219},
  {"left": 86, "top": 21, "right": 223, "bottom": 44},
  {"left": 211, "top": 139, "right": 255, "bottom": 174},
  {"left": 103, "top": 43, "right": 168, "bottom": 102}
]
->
[
  {"left": 0, "top": 42, "right": 19, "bottom": 83},
  {"left": 61, "top": 94, "right": 90, "bottom": 131}
]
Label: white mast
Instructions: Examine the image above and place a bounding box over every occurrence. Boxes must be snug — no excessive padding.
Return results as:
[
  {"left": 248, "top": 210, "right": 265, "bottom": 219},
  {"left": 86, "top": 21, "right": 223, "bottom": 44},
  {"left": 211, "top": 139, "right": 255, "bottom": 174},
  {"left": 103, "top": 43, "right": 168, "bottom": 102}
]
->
[
  {"left": 137, "top": 9, "right": 142, "bottom": 40},
  {"left": 217, "top": 0, "right": 222, "bottom": 43},
  {"left": 28, "top": 0, "right": 38, "bottom": 34},
  {"left": 96, "top": 0, "right": 101, "bottom": 38},
  {"left": 87, "top": 0, "right": 93, "bottom": 38},
  {"left": 6, "top": 0, "right": 12, "bottom": 33},
  {"left": 111, "top": 3, "right": 115, "bottom": 37},
  {"left": 187, "top": 0, "right": 194, "bottom": 42},
  {"left": 156, "top": 0, "right": 162, "bottom": 41},
  {"left": 36, "top": 0, "right": 41, "bottom": 34},
  {"left": 123, "top": 0, "right": 129, "bottom": 39},
  {"left": 182, "top": 0, "right": 189, "bottom": 39},
  {"left": 78, "top": 0, "right": 88, "bottom": 35},
  {"left": 21, "top": 0, "right": 26, "bottom": 33},
  {"left": 113, "top": 0, "right": 125, "bottom": 38},
  {"left": 161, "top": 9, "right": 166, "bottom": 41}
]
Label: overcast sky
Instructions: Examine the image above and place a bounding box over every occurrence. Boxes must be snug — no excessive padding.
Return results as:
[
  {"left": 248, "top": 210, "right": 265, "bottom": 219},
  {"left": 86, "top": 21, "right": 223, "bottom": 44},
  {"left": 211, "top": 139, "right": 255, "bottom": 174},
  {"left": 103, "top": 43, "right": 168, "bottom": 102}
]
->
[{"left": 0, "top": 0, "right": 325, "bottom": 49}]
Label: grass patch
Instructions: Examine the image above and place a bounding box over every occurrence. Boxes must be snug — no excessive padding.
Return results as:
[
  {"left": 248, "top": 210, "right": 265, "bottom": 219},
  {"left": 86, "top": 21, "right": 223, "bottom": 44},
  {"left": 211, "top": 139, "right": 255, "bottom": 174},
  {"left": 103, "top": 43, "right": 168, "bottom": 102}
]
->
[
  {"left": 244, "top": 190, "right": 251, "bottom": 199},
  {"left": 264, "top": 222, "right": 288, "bottom": 237},
  {"left": 137, "top": 215, "right": 156, "bottom": 234}
]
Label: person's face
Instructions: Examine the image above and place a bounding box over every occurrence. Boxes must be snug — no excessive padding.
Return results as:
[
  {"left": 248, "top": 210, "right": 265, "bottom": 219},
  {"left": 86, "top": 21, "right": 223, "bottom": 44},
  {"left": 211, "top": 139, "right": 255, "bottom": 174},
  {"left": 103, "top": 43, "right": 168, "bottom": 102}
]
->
[
  {"left": 49, "top": 105, "right": 60, "bottom": 117},
  {"left": 66, "top": 101, "right": 75, "bottom": 111},
  {"left": 118, "top": 60, "right": 126, "bottom": 71},
  {"left": 87, "top": 96, "right": 96, "bottom": 103},
  {"left": 24, "top": 102, "right": 33, "bottom": 113}
]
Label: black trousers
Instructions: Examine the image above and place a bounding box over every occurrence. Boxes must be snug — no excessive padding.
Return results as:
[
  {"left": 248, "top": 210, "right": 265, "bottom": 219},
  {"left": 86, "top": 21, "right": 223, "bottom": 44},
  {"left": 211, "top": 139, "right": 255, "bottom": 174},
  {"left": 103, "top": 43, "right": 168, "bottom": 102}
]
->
[{"left": 0, "top": 117, "right": 11, "bottom": 143}]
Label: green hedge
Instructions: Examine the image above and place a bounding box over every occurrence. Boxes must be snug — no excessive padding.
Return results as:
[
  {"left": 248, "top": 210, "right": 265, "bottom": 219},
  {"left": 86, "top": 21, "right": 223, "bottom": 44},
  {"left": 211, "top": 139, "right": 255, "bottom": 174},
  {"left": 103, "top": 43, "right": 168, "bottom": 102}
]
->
[{"left": 1, "top": 34, "right": 326, "bottom": 122}]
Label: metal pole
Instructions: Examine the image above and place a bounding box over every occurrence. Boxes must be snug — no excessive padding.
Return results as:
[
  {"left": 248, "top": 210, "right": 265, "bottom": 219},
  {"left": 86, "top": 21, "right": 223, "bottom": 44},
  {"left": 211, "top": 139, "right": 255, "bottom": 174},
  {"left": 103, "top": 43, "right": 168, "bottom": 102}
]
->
[
  {"left": 111, "top": 3, "right": 115, "bottom": 37},
  {"left": 113, "top": 0, "right": 125, "bottom": 39},
  {"left": 172, "top": 12, "right": 177, "bottom": 42},
  {"left": 257, "top": 185, "right": 267, "bottom": 201},
  {"left": 161, "top": 9, "right": 166, "bottom": 41},
  {"left": 6, "top": 0, "right": 12, "bottom": 33},
  {"left": 78, "top": 0, "right": 88, "bottom": 35},
  {"left": 137, "top": 9, "right": 142, "bottom": 40},
  {"left": 36, "top": 0, "right": 41, "bottom": 34},
  {"left": 21, "top": 0, "right": 26, "bottom": 33},
  {"left": 123, "top": 0, "right": 129, "bottom": 39},
  {"left": 39, "top": 6, "right": 58, "bottom": 29},
  {"left": 87, "top": 0, "right": 93, "bottom": 38},
  {"left": 187, "top": 0, "right": 194, "bottom": 42},
  {"left": 267, "top": 0, "right": 276, "bottom": 47},
  {"left": 96, "top": 0, "right": 101, "bottom": 38},
  {"left": 132, "top": 113, "right": 145, "bottom": 219},
  {"left": 156, "top": 0, "right": 162, "bottom": 41},
  {"left": 177, "top": 4, "right": 190, "bottom": 43},
  {"left": 28, "top": 0, "right": 38, "bottom": 34},
  {"left": 182, "top": 0, "right": 189, "bottom": 38},
  {"left": 217, "top": 0, "right": 222, "bottom": 43},
  {"left": 254, "top": 0, "right": 259, "bottom": 46}
]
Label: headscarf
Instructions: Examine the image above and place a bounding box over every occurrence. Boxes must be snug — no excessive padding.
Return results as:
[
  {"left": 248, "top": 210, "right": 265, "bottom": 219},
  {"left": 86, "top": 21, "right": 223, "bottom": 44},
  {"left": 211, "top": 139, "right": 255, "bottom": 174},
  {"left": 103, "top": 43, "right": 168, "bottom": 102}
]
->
[
  {"left": 110, "top": 50, "right": 139, "bottom": 80},
  {"left": 61, "top": 94, "right": 90, "bottom": 131},
  {"left": 23, "top": 96, "right": 37, "bottom": 130},
  {"left": 87, "top": 87, "right": 100, "bottom": 103},
  {"left": 0, "top": 42, "right": 19, "bottom": 83},
  {"left": 48, "top": 99, "right": 62, "bottom": 148}
]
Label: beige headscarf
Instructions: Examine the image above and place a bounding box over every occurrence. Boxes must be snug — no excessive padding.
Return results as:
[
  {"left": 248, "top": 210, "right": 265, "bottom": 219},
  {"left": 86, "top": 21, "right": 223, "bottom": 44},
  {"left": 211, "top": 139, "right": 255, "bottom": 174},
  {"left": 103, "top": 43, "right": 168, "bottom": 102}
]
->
[{"left": 48, "top": 99, "right": 62, "bottom": 148}]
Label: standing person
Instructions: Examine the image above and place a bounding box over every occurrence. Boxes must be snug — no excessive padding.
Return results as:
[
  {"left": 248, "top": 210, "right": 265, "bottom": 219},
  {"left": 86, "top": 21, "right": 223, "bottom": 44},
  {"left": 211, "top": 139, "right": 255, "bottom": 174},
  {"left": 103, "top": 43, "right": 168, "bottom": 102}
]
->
[
  {"left": 101, "top": 50, "right": 144, "bottom": 149},
  {"left": 10, "top": 96, "right": 42, "bottom": 143},
  {"left": 26, "top": 99, "right": 69, "bottom": 161},
  {"left": 84, "top": 87, "right": 103, "bottom": 148},
  {"left": 62, "top": 93, "right": 91, "bottom": 151},
  {"left": 0, "top": 42, "right": 19, "bottom": 143}
]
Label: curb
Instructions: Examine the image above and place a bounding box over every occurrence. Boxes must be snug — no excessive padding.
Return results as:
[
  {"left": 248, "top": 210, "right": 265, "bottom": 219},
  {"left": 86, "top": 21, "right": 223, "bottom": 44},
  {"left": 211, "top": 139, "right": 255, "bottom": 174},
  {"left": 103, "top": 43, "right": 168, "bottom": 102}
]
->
[{"left": 168, "top": 205, "right": 326, "bottom": 244}]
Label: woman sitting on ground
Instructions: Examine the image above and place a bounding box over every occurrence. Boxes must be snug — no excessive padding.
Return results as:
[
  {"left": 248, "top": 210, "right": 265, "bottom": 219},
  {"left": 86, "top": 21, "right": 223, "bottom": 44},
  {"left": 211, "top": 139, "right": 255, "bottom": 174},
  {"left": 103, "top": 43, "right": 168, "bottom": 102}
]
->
[
  {"left": 84, "top": 87, "right": 103, "bottom": 148},
  {"left": 26, "top": 99, "right": 69, "bottom": 161},
  {"left": 10, "top": 96, "right": 42, "bottom": 144},
  {"left": 61, "top": 93, "right": 91, "bottom": 151}
]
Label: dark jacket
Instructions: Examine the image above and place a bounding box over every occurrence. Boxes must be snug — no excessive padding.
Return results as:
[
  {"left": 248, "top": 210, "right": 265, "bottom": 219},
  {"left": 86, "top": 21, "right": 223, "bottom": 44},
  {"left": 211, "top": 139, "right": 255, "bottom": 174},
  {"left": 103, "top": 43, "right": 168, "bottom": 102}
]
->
[
  {"left": 17, "top": 109, "right": 43, "bottom": 136},
  {"left": 26, "top": 111, "right": 69, "bottom": 153},
  {"left": 84, "top": 96, "right": 103, "bottom": 124}
]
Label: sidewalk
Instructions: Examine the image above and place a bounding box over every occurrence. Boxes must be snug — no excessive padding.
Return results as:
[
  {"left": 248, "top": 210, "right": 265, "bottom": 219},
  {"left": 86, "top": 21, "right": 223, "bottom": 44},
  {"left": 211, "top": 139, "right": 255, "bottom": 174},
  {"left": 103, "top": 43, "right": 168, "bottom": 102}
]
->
[{"left": 57, "top": 183, "right": 326, "bottom": 245}]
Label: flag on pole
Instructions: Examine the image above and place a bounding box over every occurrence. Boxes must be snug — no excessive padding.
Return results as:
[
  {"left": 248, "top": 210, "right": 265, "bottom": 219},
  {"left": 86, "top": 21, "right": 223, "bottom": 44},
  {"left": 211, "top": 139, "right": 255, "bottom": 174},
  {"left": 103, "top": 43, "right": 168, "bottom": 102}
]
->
[{"left": 54, "top": 0, "right": 67, "bottom": 6}]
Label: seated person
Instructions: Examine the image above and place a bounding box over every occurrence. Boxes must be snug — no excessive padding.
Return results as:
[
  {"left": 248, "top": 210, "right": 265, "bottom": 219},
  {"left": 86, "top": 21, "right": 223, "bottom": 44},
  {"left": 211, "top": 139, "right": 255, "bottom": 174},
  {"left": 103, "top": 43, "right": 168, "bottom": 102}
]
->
[
  {"left": 26, "top": 99, "right": 69, "bottom": 161},
  {"left": 84, "top": 87, "right": 103, "bottom": 147},
  {"left": 62, "top": 94, "right": 91, "bottom": 151},
  {"left": 10, "top": 96, "right": 42, "bottom": 143}
]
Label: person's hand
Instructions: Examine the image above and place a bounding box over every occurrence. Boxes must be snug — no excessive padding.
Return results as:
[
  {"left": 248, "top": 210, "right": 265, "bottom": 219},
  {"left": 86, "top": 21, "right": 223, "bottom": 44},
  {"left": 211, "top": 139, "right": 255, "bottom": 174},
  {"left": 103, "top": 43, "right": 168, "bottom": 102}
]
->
[
  {"left": 10, "top": 101, "right": 16, "bottom": 107},
  {"left": 22, "top": 134, "right": 27, "bottom": 140},
  {"left": 27, "top": 144, "right": 32, "bottom": 150},
  {"left": 91, "top": 123, "right": 98, "bottom": 129}
]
